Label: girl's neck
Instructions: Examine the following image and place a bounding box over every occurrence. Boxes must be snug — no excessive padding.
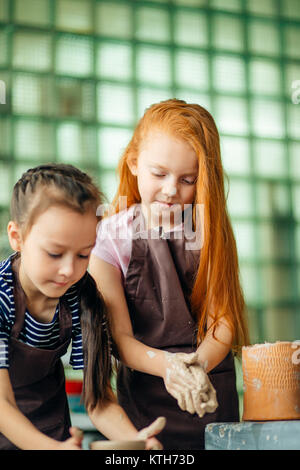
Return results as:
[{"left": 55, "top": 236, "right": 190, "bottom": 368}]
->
[
  {"left": 25, "top": 297, "right": 59, "bottom": 324},
  {"left": 18, "top": 263, "right": 59, "bottom": 324}
]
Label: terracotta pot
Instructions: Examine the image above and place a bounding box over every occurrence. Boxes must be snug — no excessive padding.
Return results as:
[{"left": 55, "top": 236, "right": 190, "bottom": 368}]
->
[
  {"left": 242, "top": 341, "right": 300, "bottom": 421},
  {"left": 90, "top": 439, "right": 146, "bottom": 450}
]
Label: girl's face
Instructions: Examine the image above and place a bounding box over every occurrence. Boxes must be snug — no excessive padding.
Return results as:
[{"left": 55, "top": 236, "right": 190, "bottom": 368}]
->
[
  {"left": 128, "top": 130, "right": 198, "bottom": 227},
  {"left": 8, "top": 205, "right": 98, "bottom": 301}
]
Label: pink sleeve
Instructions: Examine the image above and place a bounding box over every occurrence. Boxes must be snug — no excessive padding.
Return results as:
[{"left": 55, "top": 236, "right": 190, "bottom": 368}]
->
[
  {"left": 92, "top": 214, "right": 132, "bottom": 276},
  {"left": 92, "top": 219, "right": 121, "bottom": 271}
]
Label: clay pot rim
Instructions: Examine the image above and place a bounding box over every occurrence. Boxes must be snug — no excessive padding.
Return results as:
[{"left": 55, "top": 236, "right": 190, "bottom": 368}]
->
[
  {"left": 90, "top": 439, "right": 146, "bottom": 450},
  {"left": 242, "top": 341, "right": 297, "bottom": 350}
]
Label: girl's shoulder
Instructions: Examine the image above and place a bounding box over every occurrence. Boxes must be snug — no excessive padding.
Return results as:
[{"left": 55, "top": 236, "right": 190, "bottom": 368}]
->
[
  {"left": 0, "top": 255, "right": 15, "bottom": 319},
  {"left": 0, "top": 255, "right": 14, "bottom": 289},
  {"left": 93, "top": 206, "right": 136, "bottom": 275},
  {"left": 97, "top": 205, "right": 136, "bottom": 240},
  {"left": 0, "top": 255, "right": 13, "bottom": 275}
]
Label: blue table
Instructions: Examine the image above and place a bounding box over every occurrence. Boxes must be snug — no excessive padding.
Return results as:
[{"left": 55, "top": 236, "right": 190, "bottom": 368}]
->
[{"left": 205, "top": 421, "right": 300, "bottom": 450}]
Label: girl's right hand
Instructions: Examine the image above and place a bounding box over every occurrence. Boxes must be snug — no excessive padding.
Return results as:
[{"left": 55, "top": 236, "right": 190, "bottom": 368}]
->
[
  {"left": 163, "top": 352, "right": 218, "bottom": 418},
  {"left": 163, "top": 352, "right": 198, "bottom": 414},
  {"left": 136, "top": 417, "right": 166, "bottom": 450},
  {"left": 56, "top": 427, "right": 83, "bottom": 450}
]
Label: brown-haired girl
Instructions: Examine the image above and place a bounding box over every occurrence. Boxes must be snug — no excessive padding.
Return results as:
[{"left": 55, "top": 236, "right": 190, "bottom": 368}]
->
[
  {"left": 0, "top": 163, "right": 164, "bottom": 450},
  {"left": 89, "top": 99, "right": 250, "bottom": 450}
]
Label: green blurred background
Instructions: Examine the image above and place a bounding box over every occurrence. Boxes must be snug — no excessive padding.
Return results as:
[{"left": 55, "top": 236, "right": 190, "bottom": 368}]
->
[{"left": 0, "top": 0, "right": 299, "bottom": 378}]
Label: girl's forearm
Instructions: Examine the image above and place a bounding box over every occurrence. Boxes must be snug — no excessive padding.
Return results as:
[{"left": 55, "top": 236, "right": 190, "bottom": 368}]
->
[
  {"left": 88, "top": 399, "right": 139, "bottom": 441},
  {"left": 0, "top": 398, "right": 59, "bottom": 450},
  {"left": 195, "top": 320, "right": 233, "bottom": 372},
  {"left": 114, "top": 333, "right": 167, "bottom": 378},
  {"left": 115, "top": 322, "right": 232, "bottom": 377}
]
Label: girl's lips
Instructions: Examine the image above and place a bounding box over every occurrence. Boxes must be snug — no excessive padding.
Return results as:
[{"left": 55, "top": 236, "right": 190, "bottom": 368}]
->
[
  {"left": 53, "top": 281, "right": 69, "bottom": 287},
  {"left": 154, "top": 201, "right": 175, "bottom": 207}
]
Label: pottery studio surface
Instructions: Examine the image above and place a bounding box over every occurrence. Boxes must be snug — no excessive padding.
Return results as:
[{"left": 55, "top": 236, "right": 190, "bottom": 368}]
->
[{"left": 205, "top": 341, "right": 300, "bottom": 450}]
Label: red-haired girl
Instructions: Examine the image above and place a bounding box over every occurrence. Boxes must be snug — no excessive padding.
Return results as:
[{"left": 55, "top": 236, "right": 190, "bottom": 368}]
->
[{"left": 89, "top": 99, "right": 250, "bottom": 450}]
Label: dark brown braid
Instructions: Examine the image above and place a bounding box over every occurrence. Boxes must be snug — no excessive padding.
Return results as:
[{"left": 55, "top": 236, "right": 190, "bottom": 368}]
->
[
  {"left": 11, "top": 163, "right": 112, "bottom": 411},
  {"left": 78, "top": 272, "right": 113, "bottom": 410}
]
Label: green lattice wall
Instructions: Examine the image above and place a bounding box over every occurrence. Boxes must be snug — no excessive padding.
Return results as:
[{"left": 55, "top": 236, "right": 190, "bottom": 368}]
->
[{"left": 0, "top": 0, "right": 300, "bottom": 346}]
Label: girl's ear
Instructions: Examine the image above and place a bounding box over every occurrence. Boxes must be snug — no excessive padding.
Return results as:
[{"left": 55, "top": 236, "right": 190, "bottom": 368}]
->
[
  {"left": 7, "top": 221, "right": 23, "bottom": 252},
  {"left": 127, "top": 157, "right": 138, "bottom": 176}
]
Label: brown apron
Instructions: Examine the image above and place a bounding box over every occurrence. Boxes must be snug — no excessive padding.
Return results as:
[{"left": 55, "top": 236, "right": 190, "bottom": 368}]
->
[
  {"left": 0, "top": 255, "right": 72, "bottom": 450},
  {"left": 117, "top": 214, "right": 239, "bottom": 450}
]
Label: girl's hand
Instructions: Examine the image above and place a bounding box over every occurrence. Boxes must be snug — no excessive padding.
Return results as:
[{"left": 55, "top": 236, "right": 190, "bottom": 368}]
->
[
  {"left": 144, "top": 437, "right": 163, "bottom": 450},
  {"left": 136, "top": 417, "right": 166, "bottom": 450},
  {"left": 56, "top": 427, "right": 83, "bottom": 450},
  {"left": 163, "top": 352, "right": 218, "bottom": 418}
]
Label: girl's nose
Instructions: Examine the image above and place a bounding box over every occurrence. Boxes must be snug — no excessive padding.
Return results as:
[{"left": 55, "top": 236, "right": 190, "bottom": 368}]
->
[
  {"left": 58, "top": 259, "right": 74, "bottom": 278},
  {"left": 162, "top": 180, "right": 177, "bottom": 197}
]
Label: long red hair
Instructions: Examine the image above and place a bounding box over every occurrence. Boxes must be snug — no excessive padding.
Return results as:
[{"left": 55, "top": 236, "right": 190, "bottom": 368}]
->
[{"left": 111, "top": 99, "right": 249, "bottom": 353}]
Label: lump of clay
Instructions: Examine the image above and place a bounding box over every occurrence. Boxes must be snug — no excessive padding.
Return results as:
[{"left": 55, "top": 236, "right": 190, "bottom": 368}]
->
[{"left": 242, "top": 341, "right": 300, "bottom": 421}]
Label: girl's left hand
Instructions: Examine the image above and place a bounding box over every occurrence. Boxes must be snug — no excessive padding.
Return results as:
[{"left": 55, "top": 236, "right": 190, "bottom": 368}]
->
[
  {"left": 69, "top": 426, "right": 84, "bottom": 446},
  {"left": 145, "top": 436, "right": 163, "bottom": 450},
  {"left": 136, "top": 416, "right": 166, "bottom": 450}
]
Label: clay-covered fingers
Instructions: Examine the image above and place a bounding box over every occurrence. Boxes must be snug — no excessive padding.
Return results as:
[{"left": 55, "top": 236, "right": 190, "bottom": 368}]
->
[
  {"left": 181, "top": 388, "right": 211, "bottom": 418},
  {"left": 191, "top": 368, "right": 218, "bottom": 415},
  {"left": 165, "top": 381, "right": 199, "bottom": 415},
  {"left": 164, "top": 366, "right": 198, "bottom": 413},
  {"left": 164, "top": 353, "right": 197, "bottom": 389},
  {"left": 165, "top": 351, "right": 210, "bottom": 390},
  {"left": 182, "top": 388, "right": 217, "bottom": 418},
  {"left": 173, "top": 351, "right": 199, "bottom": 366},
  {"left": 191, "top": 389, "right": 206, "bottom": 418},
  {"left": 197, "top": 385, "right": 218, "bottom": 416},
  {"left": 175, "top": 388, "right": 196, "bottom": 415},
  {"left": 166, "top": 379, "right": 217, "bottom": 417},
  {"left": 163, "top": 351, "right": 219, "bottom": 418},
  {"left": 183, "top": 389, "right": 197, "bottom": 415},
  {"left": 164, "top": 380, "right": 186, "bottom": 408},
  {"left": 189, "top": 364, "right": 209, "bottom": 390},
  {"left": 165, "top": 367, "right": 195, "bottom": 390},
  {"left": 203, "top": 387, "right": 218, "bottom": 413}
]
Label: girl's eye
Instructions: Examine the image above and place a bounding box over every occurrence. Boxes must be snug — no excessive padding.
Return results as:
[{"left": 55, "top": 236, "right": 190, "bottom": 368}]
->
[
  {"left": 47, "top": 252, "right": 89, "bottom": 259},
  {"left": 48, "top": 253, "right": 61, "bottom": 258},
  {"left": 182, "top": 178, "right": 196, "bottom": 185},
  {"left": 152, "top": 172, "right": 166, "bottom": 178}
]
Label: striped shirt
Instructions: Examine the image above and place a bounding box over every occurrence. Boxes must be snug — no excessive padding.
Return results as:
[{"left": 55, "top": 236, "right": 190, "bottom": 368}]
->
[{"left": 0, "top": 255, "right": 84, "bottom": 370}]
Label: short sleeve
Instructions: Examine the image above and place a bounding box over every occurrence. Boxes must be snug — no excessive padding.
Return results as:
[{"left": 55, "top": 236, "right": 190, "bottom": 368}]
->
[
  {"left": 64, "top": 287, "right": 84, "bottom": 370},
  {"left": 70, "top": 325, "right": 84, "bottom": 370},
  {"left": 0, "top": 309, "right": 10, "bottom": 369},
  {"left": 92, "top": 210, "right": 133, "bottom": 277},
  {"left": 92, "top": 219, "right": 121, "bottom": 270}
]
